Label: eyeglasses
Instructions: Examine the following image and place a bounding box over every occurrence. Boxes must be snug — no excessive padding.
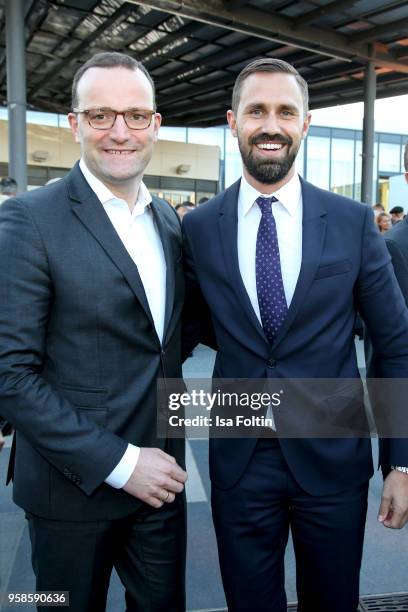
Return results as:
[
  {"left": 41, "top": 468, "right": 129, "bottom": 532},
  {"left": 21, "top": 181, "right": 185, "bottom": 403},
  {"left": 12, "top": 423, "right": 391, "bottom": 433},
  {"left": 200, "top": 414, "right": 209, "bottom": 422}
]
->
[{"left": 72, "top": 108, "right": 156, "bottom": 130}]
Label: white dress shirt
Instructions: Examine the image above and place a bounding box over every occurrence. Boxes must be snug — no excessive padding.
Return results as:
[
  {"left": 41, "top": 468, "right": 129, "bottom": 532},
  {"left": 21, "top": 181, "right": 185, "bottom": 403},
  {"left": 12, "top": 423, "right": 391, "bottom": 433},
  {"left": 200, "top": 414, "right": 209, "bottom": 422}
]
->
[
  {"left": 237, "top": 173, "right": 303, "bottom": 428},
  {"left": 237, "top": 172, "right": 303, "bottom": 318},
  {"left": 79, "top": 159, "right": 167, "bottom": 489}
]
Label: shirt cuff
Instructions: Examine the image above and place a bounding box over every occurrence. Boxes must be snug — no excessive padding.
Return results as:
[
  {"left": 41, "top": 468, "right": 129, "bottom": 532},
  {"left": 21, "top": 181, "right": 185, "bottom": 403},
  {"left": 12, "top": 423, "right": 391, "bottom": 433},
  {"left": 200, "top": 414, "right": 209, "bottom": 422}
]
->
[{"left": 104, "top": 443, "right": 140, "bottom": 489}]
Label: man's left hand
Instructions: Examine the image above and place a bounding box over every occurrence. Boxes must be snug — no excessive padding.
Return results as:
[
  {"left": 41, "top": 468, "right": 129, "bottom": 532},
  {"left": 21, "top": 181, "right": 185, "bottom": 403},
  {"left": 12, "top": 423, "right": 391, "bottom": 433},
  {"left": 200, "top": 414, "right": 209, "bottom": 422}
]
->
[{"left": 378, "top": 470, "right": 408, "bottom": 528}]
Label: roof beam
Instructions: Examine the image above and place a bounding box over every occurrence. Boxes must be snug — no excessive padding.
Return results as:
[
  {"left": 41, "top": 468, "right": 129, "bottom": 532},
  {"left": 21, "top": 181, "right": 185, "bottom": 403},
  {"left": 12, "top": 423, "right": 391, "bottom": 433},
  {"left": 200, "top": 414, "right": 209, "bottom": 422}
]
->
[
  {"left": 294, "top": 0, "right": 358, "bottom": 28},
  {"left": 309, "top": 70, "right": 408, "bottom": 100},
  {"left": 163, "top": 92, "right": 228, "bottom": 118},
  {"left": 349, "top": 16, "right": 408, "bottom": 45},
  {"left": 187, "top": 111, "right": 226, "bottom": 125},
  {"left": 395, "top": 46, "right": 408, "bottom": 59},
  {"left": 127, "top": 0, "right": 408, "bottom": 73},
  {"left": 155, "top": 43, "right": 247, "bottom": 89},
  {"left": 157, "top": 73, "right": 235, "bottom": 106},
  {"left": 136, "top": 20, "right": 204, "bottom": 62},
  {"left": 29, "top": 2, "right": 134, "bottom": 97}
]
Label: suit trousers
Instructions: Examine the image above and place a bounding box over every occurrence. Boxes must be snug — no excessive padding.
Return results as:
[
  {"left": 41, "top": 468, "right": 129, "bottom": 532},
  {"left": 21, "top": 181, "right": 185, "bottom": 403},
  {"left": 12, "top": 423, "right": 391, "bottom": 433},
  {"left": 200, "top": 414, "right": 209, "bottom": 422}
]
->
[
  {"left": 26, "top": 493, "right": 186, "bottom": 612},
  {"left": 211, "top": 438, "right": 368, "bottom": 612}
]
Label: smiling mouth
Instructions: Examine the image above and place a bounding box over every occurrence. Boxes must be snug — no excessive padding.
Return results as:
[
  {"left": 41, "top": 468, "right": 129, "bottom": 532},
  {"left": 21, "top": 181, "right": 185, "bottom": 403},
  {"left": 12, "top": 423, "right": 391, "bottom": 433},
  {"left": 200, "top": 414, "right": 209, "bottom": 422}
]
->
[
  {"left": 256, "top": 143, "right": 285, "bottom": 151},
  {"left": 104, "top": 149, "right": 135, "bottom": 155}
]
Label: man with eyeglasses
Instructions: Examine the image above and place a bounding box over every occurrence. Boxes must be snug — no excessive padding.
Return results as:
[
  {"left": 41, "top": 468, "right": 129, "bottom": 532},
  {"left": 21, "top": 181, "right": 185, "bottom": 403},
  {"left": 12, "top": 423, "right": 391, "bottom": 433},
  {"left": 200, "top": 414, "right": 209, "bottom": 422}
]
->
[{"left": 0, "top": 52, "right": 186, "bottom": 611}]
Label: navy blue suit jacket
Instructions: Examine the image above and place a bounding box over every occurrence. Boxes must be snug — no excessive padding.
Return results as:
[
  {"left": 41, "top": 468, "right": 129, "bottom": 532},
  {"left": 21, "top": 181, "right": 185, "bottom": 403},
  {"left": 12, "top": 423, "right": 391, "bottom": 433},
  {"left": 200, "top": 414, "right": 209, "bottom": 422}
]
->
[{"left": 183, "top": 178, "right": 408, "bottom": 495}]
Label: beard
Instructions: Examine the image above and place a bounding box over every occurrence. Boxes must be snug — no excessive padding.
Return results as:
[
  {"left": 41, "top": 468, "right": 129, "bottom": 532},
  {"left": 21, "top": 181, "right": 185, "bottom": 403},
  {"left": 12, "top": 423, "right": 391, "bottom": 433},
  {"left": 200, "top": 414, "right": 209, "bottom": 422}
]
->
[{"left": 238, "top": 132, "right": 299, "bottom": 184}]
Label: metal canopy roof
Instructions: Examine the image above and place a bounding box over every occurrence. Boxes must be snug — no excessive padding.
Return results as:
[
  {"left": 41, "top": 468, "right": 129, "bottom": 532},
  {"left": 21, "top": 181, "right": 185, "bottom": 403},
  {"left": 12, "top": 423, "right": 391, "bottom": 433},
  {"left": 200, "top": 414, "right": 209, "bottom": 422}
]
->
[{"left": 1, "top": 0, "right": 408, "bottom": 127}]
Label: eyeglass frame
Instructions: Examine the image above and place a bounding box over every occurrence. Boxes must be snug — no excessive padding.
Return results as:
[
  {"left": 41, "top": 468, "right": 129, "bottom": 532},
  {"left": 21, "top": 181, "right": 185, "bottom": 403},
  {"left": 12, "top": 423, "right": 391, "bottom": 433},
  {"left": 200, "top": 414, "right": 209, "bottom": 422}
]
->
[{"left": 72, "top": 107, "right": 157, "bottom": 130}]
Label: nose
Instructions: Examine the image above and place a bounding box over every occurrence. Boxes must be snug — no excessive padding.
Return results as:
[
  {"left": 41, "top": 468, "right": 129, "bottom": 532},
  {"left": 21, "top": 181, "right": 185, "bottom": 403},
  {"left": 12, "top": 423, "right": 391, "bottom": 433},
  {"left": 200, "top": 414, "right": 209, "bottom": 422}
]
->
[
  {"left": 109, "top": 113, "right": 130, "bottom": 141},
  {"left": 262, "top": 111, "right": 282, "bottom": 134}
]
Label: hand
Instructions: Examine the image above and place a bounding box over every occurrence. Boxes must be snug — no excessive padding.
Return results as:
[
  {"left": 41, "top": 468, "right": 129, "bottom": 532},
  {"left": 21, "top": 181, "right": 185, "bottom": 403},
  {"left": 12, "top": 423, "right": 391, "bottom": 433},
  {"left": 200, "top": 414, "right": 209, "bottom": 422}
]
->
[
  {"left": 378, "top": 470, "right": 408, "bottom": 528},
  {"left": 0, "top": 431, "right": 4, "bottom": 452},
  {"left": 123, "top": 447, "right": 187, "bottom": 508}
]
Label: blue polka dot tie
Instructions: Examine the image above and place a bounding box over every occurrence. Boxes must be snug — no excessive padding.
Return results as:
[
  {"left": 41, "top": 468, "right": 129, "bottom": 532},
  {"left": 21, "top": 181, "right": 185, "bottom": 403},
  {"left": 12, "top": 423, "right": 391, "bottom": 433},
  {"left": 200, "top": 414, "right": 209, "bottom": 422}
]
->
[{"left": 255, "top": 196, "right": 288, "bottom": 345}]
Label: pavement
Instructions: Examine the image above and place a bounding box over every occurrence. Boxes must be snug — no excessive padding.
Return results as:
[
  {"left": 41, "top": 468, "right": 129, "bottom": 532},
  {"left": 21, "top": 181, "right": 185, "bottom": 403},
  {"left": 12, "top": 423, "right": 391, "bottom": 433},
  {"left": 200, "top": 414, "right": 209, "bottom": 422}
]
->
[{"left": 0, "top": 341, "right": 407, "bottom": 611}]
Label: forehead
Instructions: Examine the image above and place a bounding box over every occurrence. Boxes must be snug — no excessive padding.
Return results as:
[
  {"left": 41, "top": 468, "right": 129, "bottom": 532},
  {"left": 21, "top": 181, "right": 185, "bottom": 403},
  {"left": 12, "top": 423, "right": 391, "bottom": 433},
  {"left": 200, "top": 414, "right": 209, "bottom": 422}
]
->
[
  {"left": 76, "top": 66, "right": 154, "bottom": 108},
  {"left": 238, "top": 72, "right": 304, "bottom": 110}
]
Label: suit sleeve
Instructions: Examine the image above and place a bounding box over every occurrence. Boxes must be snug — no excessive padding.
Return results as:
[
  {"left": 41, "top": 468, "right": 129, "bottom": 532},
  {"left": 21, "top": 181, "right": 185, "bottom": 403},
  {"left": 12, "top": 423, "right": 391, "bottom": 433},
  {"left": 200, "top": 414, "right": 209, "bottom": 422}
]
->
[
  {"left": 0, "top": 198, "right": 127, "bottom": 495},
  {"left": 356, "top": 206, "right": 408, "bottom": 470},
  {"left": 181, "top": 220, "right": 217, "bottom": 361},
  {"left": 385, "top": 238, "right": 408, "bottom": 307}
]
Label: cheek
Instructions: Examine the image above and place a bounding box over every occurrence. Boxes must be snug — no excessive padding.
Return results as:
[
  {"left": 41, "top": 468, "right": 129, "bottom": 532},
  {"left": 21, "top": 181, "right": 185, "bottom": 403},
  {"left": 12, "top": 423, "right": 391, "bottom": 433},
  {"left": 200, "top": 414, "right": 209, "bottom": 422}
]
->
[{"left": 81, "top": 131, "right": 104, "bottom": 151}]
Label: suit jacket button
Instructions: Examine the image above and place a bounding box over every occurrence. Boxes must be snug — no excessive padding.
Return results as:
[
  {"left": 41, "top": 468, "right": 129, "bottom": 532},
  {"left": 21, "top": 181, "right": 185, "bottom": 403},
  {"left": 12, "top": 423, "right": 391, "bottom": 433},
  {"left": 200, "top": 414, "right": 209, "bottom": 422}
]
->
[{"left": 267, "top": 358, "right": 276, "bottom": 368}]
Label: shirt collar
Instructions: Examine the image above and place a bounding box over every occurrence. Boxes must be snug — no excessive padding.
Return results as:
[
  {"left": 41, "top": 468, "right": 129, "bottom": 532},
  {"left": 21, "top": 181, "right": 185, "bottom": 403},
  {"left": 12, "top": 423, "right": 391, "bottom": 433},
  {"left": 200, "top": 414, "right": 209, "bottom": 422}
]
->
[
  {"left": 240, "top": 172, "right": 301, "bottom": 217},
  {"left": 79, "top": 158, "right": 152, "bottom": 212}
]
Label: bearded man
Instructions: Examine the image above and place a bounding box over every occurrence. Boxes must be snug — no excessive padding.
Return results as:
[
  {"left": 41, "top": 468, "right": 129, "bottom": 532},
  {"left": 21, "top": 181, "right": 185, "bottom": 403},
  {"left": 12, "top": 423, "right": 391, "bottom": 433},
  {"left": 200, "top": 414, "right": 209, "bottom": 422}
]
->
[{"left": 182, "top": 58, "right": 408, "bottom": 612}]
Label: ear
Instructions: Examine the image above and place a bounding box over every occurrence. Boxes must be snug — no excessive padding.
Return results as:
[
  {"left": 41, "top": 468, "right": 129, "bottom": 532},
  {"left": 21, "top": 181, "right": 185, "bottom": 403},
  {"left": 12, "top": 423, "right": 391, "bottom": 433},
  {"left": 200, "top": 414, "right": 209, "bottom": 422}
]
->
[
  {"left": 68, "top": 112, "right": 81, "bottom": 144},
  {"left": 153, "top": 112, "right": 162, "bottom": 142},
  {"left": 302, "top": 112, "right": 312, "bottom": 139},
  {"left": 227, "top": 109, "right": 237, "bottom": 138}
]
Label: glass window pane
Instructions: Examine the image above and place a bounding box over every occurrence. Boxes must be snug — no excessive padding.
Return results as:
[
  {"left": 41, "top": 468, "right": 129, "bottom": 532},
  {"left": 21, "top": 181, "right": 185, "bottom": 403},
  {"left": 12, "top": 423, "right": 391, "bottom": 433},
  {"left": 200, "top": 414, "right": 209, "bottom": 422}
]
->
[
  {"left": 159, "top": 126, "right": 187, "bottom": 142},
  {"left": 379, "top": 141, "right": 401, "bottom": 174},
  {"left": 331, "top": 138, "right": 354, "bottom": 198},
  {"left": 305, "top": 136, "right": 330, "bottom": 189}
]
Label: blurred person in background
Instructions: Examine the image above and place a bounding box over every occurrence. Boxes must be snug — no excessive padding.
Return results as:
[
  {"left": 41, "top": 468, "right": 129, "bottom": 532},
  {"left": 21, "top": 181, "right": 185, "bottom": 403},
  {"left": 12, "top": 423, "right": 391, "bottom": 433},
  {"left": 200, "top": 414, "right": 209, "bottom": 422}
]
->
[
  {"left": 372, "top": 202, "right": 385, "bottom": 218},
  {"left": 376, "top": 211, "right": 392, "bottom": 233},
  {"left": 175, "top": 201, "right": 195, "bottom": 220},
  {"left": 389, "top": 205, "right": 404, "bottom": 225},
  {"left": 0, "top": 176, "right": 17, "bottom": 204}
]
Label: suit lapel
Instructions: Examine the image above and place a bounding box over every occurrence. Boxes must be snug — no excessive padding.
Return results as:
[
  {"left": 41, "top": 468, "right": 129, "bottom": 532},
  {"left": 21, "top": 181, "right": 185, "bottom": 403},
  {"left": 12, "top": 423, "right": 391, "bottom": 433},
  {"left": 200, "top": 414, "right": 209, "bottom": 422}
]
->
[
  {"left": 219, "top": 180, "right": 269, "bottom": 347},
  {"left": 150, "top": 197, "right": 176, "bottom": 341},
  {"left": 66, "top": 164, "right": 158, "bottom": 338},
  {"left": 271, "top": 178, "right": 327, "bottom": 350}
]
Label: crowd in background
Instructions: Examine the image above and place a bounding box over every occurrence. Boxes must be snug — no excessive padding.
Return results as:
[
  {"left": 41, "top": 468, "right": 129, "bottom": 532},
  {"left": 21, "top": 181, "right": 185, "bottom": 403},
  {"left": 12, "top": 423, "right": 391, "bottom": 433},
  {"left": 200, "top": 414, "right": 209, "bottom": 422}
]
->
[{"left": 373, "top": 202, "right": 406, "bottom": 234}]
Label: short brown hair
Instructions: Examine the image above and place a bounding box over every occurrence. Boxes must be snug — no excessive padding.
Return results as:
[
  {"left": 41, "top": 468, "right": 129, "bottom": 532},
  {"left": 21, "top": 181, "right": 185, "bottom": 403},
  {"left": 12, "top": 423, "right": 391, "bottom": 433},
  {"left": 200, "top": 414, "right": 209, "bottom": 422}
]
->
[
  {"left": 404, "top": 142, "right": 408, "bottom": 173},
  {"left": 231, "top": 57, "right": 309, "bottom": 116},
  {"left": 71, "top": 52, "right": 156, "bottom": 110}
]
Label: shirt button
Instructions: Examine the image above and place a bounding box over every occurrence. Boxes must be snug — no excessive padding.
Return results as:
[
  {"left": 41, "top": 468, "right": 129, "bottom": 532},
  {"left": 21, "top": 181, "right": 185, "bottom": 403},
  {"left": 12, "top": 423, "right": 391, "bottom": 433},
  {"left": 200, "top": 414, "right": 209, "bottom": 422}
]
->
[{"left": 267, "top": 358, "right": 276, "bottom": 368}]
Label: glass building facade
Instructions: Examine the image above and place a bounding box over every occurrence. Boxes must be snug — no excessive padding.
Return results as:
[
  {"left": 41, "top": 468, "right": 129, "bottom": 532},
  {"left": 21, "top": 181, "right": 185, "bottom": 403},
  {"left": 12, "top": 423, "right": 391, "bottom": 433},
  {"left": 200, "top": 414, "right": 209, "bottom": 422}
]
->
[
  {"left": 159, "top": 123, "right": 408, "bottom": 208},
  {"left": 0, "top": 108, "right": 407, "bottom": 207}
]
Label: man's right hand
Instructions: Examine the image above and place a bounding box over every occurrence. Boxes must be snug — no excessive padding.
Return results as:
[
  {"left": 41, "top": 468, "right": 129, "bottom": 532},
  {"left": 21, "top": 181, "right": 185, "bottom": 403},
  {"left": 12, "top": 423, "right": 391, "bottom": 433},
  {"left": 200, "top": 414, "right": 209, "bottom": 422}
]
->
[
  {"left": 0, "top": 431, "right": 5, "bottom": 452},
  {"left": 123, "top": 447, "right": 187, "bottom": 508}
]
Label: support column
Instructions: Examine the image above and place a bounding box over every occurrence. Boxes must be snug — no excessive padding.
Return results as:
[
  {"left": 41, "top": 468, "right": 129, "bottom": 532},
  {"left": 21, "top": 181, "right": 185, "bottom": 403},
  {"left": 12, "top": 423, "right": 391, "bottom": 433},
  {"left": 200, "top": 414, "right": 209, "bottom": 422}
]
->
[
  {"left": 361, "top": 59, "right": 376, "bottom": 205},
  {"left": 5, "top": 0, "right": 27, "bottom": 193}
]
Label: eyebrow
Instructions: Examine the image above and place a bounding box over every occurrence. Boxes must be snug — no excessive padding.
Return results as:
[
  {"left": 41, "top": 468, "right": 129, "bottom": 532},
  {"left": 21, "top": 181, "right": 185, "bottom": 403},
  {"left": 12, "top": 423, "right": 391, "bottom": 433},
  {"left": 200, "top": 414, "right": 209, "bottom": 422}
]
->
[{"left": 243, "top": 102, "right": 300, "bottom": 113}]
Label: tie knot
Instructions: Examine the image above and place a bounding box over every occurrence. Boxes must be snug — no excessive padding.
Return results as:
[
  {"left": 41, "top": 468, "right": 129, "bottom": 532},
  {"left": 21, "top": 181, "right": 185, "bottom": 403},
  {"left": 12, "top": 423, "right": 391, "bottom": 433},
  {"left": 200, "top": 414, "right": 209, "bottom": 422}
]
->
[{"left": 256, "top": 196, "right": 278, "bottom": 216}]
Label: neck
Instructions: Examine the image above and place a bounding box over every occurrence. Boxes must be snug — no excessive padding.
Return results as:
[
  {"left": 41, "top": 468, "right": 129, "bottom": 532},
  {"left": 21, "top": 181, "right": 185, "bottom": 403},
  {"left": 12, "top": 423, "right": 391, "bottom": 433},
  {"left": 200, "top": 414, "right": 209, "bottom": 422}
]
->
[
  {"left": 104, "top": 179, "right": 141, "bottom": 212},
  {"left": 243, "top": 164, "right": 295, "bottom": 194}
]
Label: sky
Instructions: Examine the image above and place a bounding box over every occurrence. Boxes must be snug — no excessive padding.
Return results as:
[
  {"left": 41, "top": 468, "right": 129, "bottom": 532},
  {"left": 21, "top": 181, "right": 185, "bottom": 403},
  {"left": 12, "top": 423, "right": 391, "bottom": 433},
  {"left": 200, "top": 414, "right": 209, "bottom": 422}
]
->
[{"left": 311, "top": 93, "right": 408, "bottom": 135}]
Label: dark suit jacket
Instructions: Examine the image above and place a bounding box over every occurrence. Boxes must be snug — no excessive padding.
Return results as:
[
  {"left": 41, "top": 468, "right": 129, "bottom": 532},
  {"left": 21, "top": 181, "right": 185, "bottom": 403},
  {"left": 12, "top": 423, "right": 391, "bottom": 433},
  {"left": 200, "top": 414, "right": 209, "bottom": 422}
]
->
[
  {"left": 0, "top": 162, "right": 184, "bottom": 521},
  {"left": 182, "top": 178, "right": 408, "bottom": 496},
  {"left": 385, "top": 217, "right": 408, "bottom": 306}
]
